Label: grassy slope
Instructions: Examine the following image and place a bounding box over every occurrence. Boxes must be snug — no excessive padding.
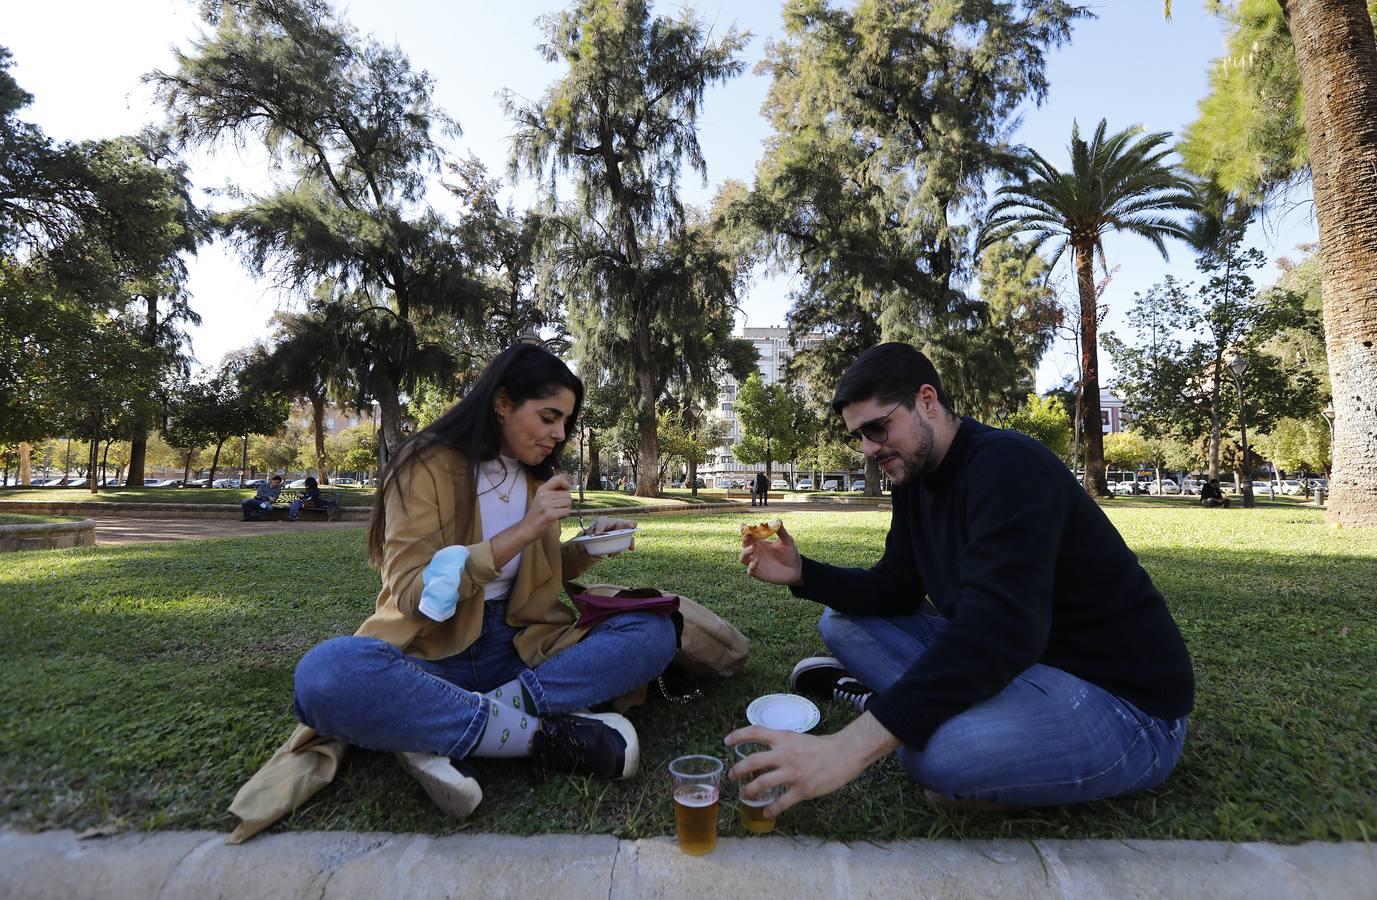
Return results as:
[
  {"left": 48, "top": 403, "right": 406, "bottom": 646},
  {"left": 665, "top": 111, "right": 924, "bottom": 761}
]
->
[{"left": 1, "top": 504, "right": 1373, "bottom": 842}]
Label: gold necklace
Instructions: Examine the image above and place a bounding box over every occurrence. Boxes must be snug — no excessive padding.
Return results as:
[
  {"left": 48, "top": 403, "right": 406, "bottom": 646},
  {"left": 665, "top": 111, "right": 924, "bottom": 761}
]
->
[{"left": 483, "top": 463, "right": 515, "bottom": 503}]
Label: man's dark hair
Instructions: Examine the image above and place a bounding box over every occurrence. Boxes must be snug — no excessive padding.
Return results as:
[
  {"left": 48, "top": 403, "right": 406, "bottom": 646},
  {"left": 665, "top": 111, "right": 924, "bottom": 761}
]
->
[
  {"left": 270, "top": 475, "right": 283, "bottom": 482},
  {"left": 831, "top": 342, "right": 955, "bottom": 415}
]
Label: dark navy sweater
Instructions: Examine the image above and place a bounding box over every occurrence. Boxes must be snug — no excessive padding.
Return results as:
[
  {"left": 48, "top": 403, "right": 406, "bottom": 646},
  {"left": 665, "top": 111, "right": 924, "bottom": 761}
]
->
[{"left": 793, "top": 418, "right": 1194, "bottom": 750}]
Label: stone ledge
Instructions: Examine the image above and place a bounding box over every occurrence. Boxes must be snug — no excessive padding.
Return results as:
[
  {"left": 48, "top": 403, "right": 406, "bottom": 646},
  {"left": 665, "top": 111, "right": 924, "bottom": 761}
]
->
[
  {"left": 0, "top": 517, "right": 95, "bottom": 552},
  {"left": 1, "top": 830, "right": 1373, "bottom": 900}
]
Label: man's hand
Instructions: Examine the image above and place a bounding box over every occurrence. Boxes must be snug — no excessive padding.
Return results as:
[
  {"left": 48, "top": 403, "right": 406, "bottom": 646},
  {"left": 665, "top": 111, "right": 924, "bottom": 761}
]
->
[
  {"left": 725, "top": 713, "right": 900, "bottom": 818},
  {"left": 739, "top": 522, "right": 803, "bottom": 586}
]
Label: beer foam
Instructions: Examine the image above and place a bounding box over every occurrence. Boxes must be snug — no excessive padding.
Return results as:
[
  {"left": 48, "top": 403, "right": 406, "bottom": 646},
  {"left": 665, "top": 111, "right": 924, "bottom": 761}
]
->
[{"left": 674, "top": 786, "right": 719, "bottom": 807}]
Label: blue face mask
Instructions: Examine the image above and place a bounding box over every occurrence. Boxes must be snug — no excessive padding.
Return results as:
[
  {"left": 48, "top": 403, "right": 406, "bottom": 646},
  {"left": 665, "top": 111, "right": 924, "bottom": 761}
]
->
[{"left": 418, "top": 545, "right": 471, "bottom": 621}]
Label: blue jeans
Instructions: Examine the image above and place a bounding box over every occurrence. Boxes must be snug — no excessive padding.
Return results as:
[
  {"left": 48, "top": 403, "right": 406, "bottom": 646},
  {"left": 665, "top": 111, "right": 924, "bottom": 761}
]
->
[
  {"left": 819, "top": 608, "right": 1187, "bottom": 806},
  {"left": 288, "top": 499, "right": 308, "bottom": 520},
  {"left": 293, "top": 599, "right": 677, "bottom": 759}
]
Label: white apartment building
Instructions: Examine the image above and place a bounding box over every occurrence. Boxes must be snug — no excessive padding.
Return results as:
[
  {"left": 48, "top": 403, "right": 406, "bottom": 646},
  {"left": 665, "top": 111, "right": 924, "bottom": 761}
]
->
[{"left": 700, "top": 326, "right": 824, "bottom": 487}]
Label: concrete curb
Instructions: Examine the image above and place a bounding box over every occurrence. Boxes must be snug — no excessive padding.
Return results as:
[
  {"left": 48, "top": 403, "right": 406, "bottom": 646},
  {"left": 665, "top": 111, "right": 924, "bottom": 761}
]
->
[
  {"left": 0, "top": 517, "right": 96, "bottom": 551},
  {"left": 1, "top": 830, "right": 1372, "bottom": 899}
]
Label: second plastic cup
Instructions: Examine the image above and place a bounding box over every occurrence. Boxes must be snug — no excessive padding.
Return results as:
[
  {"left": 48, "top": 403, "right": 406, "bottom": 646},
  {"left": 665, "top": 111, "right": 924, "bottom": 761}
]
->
[
  {"left": 734, "top": 741, "right": 784, "bottom": 834},
  {"left": 669, "top": 755, "right": 723, "bottom": 855}
]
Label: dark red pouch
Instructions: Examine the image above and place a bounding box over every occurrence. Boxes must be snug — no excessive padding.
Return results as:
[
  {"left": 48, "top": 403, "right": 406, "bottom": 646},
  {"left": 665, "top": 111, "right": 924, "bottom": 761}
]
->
[{"left": 571, "top": 587, "right": 682, "bottom": 629}]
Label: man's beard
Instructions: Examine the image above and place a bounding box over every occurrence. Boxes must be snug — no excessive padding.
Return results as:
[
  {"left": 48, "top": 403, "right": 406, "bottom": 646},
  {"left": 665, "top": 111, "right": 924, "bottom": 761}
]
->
[{"left": 875, "top": 414, "right": 935, "bottom": 485}]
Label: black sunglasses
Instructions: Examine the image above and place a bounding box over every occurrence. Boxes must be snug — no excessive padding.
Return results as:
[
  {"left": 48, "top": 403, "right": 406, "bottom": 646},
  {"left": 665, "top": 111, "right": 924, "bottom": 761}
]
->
[{"left": 844, "top": 399, "right": 908, "bottom": 449}]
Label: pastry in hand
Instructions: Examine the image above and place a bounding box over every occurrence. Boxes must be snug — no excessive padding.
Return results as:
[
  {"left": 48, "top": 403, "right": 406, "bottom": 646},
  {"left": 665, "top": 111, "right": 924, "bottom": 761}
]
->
[{"left": 740, "top": 519, "right": 783, "bottom": 541}]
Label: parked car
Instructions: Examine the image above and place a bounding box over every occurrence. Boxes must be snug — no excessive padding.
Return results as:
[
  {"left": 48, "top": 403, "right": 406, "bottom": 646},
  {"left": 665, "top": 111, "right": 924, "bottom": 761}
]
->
[
  {"left": 148, "top": 479, "right": 183, "bottom": 488},
  {"left": 1109, "top": 480, "right": 1136, "bottom": 496},
  {"left": 286, "top": 478, "right": 309, "bottom": 489},
  {"left": 770, "top": 479, "right": 790, "bottom": 490},
  {"left": 795, "top": 478, "right": 814, "bottom": 491},
  {"left": 333, "top": 477, "right": 357, "bottom": 486},
  {"left": 850, "top": 482, "right": 867, "bottom": 492},
  {"left": 1147, "top": 479, "right": 1181, "bottom": 495},
  {"left": 243, "top": 479, "right": 267, "bottom": 489},
  {"left": 1277, "top": 480, "right": 1303, "bottom": 495},
  {"left": 27, "top": 477, "right": 59, "bottom": 486},
  {"left": 211, "top": 478, "right": 239, "bottom": 488},
  {"left": 821, "top": 479, "right": 840, "bottom": 491},
  {"left": 1180, "top": 479, "right": 1202, "bottom": 496},
  {"left": 183, "top": 478, "right": 211, "bottom": 488}
]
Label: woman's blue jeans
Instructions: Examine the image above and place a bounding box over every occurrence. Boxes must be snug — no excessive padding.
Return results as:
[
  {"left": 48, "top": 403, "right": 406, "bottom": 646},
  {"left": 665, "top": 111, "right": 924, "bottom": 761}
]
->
[
  {"left": 293, "top": 600, "right": 677, "bottom": 760},
  {"left": 819, "top": 608, "right": 1187, "bottom": 806}
]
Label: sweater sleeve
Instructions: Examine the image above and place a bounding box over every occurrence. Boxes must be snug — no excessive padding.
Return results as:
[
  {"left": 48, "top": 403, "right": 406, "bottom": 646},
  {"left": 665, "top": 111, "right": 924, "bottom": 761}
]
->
[
  {"left": 789, "top": 497, "right": 923, "bottom": 616},
  {"left": 380, "top": 458, "right": 501, "bottom": 619},
  {"left": 865, "top": 446, "right": 1066, "bottom": 750}
]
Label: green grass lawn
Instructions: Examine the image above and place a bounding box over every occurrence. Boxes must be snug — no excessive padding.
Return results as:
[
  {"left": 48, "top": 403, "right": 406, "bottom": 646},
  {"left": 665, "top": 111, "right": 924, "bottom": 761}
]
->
[{"left": 1, "top": 503, "right": 1374, "bottom": 843}]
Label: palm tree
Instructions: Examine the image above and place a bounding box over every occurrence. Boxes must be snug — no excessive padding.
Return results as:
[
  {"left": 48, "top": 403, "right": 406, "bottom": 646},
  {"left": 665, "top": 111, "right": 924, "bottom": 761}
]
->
[
  {"left": 980, "top": 120, "right": 1197, "bottom": 496},
  {"left": 1165, "top": 3, "right": 1377, "bottom": 527}
]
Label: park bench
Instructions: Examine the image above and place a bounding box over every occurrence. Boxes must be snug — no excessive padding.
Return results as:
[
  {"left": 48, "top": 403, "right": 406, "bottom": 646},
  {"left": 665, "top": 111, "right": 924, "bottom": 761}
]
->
[{"left": 261, "top": 489, "right": 342, "bottom": 522}]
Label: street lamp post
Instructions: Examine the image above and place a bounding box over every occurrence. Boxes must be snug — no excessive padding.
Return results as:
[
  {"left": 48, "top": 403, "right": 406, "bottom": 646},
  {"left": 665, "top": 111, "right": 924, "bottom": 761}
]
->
[{"left": 1227, "top": 354, "right": 1253, "bottom": 509}]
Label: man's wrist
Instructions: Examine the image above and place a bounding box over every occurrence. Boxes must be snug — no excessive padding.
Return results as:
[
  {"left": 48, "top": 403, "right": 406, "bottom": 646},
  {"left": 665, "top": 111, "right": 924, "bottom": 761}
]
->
[{"left": 842, "top": 711, "right": 902, "bottom": 767}]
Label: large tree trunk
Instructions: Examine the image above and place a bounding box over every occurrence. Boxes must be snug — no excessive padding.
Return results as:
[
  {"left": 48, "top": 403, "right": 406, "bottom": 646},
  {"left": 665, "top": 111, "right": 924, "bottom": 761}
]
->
[
  {"left": 208, "top": 438, "right": 225, "bottom": 485},
  {"left": 1074, "top": 243, "right": 1109, "bottom": 497},
  {"left": 865, "top": 456, "right": 880, "bottom": 494},
  {"left": 586, "top": 430, "right": 602, "bottom": 489},
  {"left": 1208, "top": 364, "right": 1223, "bottom": 480},
  {"left": 19, "top": 441, "right": 31, "bottom": 486},
  {"left": 376, "top": 378, "right": 404, "bottom": 472},
  {"left": 128, "top": 293, "right": 160, "bottom": 485},
  {"left": 310, "top": 393, "right": 329, "bottom": 484},
  {"left": 633, "top": 322, "right": 659, "bottom": 498},
  {"left": 1280, "top": 0, "right": 1377, "bottom": 527}
]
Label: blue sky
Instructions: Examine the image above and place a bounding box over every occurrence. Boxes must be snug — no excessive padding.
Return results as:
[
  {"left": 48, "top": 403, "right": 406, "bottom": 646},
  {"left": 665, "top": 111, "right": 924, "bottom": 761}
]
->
[{"left": 6, "top": 0, "right": 1316, "bottom": 390}]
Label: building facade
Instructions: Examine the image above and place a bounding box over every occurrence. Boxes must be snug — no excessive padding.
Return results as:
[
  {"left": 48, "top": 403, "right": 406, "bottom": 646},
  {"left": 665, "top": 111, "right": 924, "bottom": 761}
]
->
[{"left": 699, "top": 326, "right": 824, "bottom": 488}]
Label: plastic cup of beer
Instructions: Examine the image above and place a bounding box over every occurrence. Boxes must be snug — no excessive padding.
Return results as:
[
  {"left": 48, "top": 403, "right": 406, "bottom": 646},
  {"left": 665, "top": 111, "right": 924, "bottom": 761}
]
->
[
  {"left": 669, "top": 755, "right": 723, "bottom": 856},
  {"left": 734, "top": 741, "right": 783, "bottom": 834}
]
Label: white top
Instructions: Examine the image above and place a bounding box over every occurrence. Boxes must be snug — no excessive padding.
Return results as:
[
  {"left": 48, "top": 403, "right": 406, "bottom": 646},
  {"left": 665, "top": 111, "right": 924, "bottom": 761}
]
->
[{"left": 477, "top": 456, "right": 528, "bottom": 601}]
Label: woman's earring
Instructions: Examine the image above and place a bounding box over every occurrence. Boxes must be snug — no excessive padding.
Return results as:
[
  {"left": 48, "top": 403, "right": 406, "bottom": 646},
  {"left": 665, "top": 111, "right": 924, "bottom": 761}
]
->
[{"left": 496, "top": 410, "right": 505, "bottom": 424}]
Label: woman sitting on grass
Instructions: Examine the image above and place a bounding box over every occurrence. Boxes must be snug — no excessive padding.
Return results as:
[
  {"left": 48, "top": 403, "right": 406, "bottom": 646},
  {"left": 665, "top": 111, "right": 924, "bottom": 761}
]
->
[{"left": 290, "top": 344, "right": 676, "bottom": 820}]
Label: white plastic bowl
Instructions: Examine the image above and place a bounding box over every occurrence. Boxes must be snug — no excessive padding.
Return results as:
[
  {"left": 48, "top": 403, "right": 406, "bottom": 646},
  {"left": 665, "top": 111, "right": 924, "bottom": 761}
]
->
[{"left": 569, "top": 527, "right": 637, "bottom": 557}]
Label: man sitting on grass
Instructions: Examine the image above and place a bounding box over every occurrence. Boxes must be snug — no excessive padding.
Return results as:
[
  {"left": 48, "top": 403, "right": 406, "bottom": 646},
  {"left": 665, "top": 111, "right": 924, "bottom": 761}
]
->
[
  {"left": 732, "top": 342, "right": 1194, "bottom": 814},
  {"left": 1200, "top": 478, "right": 1230, "bottom": 508}
]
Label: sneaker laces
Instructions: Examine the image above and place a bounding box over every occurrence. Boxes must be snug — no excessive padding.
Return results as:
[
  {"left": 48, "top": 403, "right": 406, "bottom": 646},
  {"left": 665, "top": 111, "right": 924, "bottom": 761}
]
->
[{"left": 832, "top": 677, "right": 873, "bottom": 711}]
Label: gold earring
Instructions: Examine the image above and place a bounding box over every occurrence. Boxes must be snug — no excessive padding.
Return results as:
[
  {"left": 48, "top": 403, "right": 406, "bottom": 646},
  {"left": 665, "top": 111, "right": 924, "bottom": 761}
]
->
[{"left": 496, "top": 410, "right": 504, "bottom": 424}]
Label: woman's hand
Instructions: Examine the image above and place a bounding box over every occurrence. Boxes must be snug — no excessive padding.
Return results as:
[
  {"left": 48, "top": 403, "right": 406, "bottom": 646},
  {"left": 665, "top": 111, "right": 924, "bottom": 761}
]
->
[
  {"left": 578, "top": 515, "right": 637, "bottom": 557},
  {"left": 739, "top": 523, "right": 803, "bottom": 586},
  {"left": 522, "top": 475, "right": 573, "bottom": 536}
]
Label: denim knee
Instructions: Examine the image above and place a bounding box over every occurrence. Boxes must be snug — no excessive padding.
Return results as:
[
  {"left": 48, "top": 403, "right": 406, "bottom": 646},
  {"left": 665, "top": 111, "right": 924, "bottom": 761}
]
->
[
  {"left": 817, "top": 608, "right": 857, "bottom": 654},
  {"left": 293, "top": 636, "right": 386, "bottom": 723},
  {"left": 627, "top": 611, "right": 678, "bottom": 673}
]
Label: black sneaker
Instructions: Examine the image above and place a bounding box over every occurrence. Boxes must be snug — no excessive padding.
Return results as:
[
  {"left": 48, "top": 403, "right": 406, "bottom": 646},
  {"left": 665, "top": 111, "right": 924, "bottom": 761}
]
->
[
  {"left": 790, "top": 656, "right": 874, "bottom": 711},
  {"left": 532, "top": 711, "right": 639, "bottom": 780},
  {"left": 395, "top": 751, "right": 483, "bottom": 819}
]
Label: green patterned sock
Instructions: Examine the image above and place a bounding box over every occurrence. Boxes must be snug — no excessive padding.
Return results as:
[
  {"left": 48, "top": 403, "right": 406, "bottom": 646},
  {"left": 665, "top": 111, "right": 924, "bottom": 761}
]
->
[
  {"left": 470, "top": 696, "right": 539, "bottom": 758},
  {"left": 484, "top": 677, "right": 538, "bottom": 715}
]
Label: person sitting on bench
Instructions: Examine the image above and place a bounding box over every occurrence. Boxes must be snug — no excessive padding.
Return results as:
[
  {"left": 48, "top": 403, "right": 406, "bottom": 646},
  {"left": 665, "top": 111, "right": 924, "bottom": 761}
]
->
[
  {"left": 242, "top": 475, "right": 283, "bottom": 521},
  {"left": 288, "top": 476, "right": 322, "bottom": 521}
]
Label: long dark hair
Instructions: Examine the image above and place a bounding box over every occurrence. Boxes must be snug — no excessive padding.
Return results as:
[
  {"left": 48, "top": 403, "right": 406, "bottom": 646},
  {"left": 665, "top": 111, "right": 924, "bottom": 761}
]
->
[{"left": 367, "top": 344, "right": 583, "bottom": 566}]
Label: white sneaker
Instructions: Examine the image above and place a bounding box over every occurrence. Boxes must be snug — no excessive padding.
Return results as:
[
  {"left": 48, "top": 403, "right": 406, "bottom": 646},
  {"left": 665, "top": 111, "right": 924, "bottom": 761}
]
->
[{"left": 395, "top": 752, "right": 483, "bottom": 819}]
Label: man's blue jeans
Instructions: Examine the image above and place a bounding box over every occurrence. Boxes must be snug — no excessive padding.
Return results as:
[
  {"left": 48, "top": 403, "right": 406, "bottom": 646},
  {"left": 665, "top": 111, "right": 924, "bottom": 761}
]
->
[
  {"left": 293, "top": 599, "right": 677, "bottom": 760},
  {"left": 819, "top": 608, "right": 1187, "bottom": 806}
]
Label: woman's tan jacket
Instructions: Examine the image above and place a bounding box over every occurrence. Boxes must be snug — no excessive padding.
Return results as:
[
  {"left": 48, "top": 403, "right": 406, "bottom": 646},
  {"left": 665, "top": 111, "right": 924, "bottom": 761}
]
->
[{"left": 225, "top": 447, "right": 598, "bottom": 844}]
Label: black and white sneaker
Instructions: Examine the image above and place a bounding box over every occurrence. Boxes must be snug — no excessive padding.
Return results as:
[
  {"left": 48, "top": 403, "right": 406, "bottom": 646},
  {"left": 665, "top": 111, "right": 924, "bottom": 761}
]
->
[
  {"left": 532, "top": 711, "right": 640, "bottom": 781},
  {"left": 395, "top": 751, "right": 483, "bottom": 819},
  {"left": 790, "top": 656, "right": 874, "bottom": 712}
]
